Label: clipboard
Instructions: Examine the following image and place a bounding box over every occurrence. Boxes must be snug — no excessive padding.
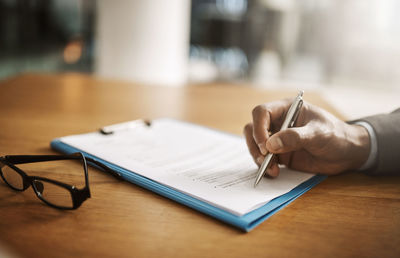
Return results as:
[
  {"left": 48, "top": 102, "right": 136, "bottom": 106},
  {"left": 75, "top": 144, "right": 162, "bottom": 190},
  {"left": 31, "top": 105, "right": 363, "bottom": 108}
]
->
[{"left": 50, "top": 119, "right": 326, "bottom": 232}]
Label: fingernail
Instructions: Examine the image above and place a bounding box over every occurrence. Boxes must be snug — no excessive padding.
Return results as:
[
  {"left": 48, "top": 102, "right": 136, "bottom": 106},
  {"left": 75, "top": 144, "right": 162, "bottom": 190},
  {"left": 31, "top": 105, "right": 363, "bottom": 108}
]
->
[
  {"left": 269, "top": 137, "right": 283, "bottom": 151},
  {"left": 258, "top": 143, "right": 267, "bottom": 155},
  {"left": 257, "top": 156, "right": 264, "bottom": 165}
]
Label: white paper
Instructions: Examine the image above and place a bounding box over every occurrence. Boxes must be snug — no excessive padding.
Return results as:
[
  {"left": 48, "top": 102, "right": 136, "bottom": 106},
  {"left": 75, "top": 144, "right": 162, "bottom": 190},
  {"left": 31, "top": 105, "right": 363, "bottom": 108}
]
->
[{"left": 60, "top": 119, "right": 314, "bottom": 216}]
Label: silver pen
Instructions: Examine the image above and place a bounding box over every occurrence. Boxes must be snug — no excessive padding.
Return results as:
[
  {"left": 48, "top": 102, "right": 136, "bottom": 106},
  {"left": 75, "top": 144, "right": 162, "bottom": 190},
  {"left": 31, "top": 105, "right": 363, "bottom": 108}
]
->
[{"left": 254, "top": 90, "right": 304, "bottom": 187}]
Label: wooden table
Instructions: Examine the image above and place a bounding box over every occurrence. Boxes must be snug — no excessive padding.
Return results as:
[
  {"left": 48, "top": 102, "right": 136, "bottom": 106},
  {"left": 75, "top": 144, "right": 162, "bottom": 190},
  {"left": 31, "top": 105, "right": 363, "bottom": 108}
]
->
[{"left": 0, "top": 74, "right": 399, "bottom": 258}]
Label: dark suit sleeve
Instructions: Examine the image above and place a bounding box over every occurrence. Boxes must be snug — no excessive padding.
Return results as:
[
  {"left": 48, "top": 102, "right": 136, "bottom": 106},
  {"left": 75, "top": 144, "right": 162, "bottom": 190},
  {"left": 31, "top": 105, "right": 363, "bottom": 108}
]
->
[{"left": 356, "top": 108, "right": 400, "bottom": 175}]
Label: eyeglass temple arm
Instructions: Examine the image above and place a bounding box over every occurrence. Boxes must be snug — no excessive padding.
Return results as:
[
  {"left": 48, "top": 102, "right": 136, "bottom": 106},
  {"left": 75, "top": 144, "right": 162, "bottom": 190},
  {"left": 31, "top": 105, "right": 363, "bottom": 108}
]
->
[
  {"left": 84, "top": 157, "right": 122, "bottom": 180},
  {"left": 2, "top": 154, "right": 83, "bottom": 164},
  {"left": 2, "top": 154, "right": 122, "bottom": 180}
]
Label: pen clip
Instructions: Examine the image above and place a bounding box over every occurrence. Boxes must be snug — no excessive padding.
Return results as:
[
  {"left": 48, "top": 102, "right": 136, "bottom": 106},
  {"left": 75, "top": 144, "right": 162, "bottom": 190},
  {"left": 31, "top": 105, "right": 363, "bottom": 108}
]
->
[
  {"left": 99, "top": 119, "right": 152, "bottom": 135},
  {"left": 289, "top": 99, "right": 303, "bottom": 128}
]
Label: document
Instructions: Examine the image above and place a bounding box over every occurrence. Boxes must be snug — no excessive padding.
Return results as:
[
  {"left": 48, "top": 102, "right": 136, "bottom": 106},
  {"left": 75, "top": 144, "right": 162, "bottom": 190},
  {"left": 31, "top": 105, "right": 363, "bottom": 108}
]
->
[{"left": 59, "top": 119, "right": 314, "bottom": 216}]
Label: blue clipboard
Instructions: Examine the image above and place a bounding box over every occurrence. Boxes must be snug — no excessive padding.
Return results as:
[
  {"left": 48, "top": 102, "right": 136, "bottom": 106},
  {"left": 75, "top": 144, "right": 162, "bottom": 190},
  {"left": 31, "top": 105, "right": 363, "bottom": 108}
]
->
[{"left": 51, "top": 139, "right": 325, "bottom": 232}]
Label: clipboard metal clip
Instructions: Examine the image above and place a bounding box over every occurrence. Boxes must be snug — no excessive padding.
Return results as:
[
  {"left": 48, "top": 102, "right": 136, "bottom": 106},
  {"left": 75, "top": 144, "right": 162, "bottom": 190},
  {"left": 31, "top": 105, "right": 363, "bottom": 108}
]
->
[{"left": 99, "top": 119, "right": 151, "bottom": 135}]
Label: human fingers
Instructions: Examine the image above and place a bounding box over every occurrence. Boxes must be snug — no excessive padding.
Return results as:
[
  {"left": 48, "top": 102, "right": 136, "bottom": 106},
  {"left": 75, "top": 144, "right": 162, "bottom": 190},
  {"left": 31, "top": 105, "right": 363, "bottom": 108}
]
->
[
  {"left": 251, "top": 100, "right": 292, "bottom": 155},
  {"left": 266, "top": 125, "right": 317, "bottom": 154},
  {"left": 251, "top": 105, "right": 270, "bottom": 155},
  {"left": 276, "top": 152, "right": 292, "bottom": 168},
  {"left": 266, "top": 159, "right": 280, "bottom": 177},
  {"left": 243, "top": 123, "right": 264, "bottom": 166},
  {"left": 244, "top": 122, "right": 280, "bottom": 177}
]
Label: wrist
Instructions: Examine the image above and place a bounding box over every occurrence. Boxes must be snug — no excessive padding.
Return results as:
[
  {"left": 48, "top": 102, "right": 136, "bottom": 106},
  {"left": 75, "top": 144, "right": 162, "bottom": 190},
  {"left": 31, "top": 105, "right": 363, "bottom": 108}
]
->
[{"left": 345, "top": 124, "right": 371, "bottom": 170}]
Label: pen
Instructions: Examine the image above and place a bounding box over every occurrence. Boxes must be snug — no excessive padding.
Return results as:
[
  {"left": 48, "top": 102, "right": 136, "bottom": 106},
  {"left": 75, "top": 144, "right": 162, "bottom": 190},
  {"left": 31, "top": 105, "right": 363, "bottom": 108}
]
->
[{"left": 254, "top": 90, "right": 304, "bottom": 187}]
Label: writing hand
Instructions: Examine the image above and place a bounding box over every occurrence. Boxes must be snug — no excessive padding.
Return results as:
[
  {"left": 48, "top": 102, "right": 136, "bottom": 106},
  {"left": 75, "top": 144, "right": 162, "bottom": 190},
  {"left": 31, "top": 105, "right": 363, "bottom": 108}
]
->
[{"left": 244, "top": 100, "right": 371, "bottom": 177}]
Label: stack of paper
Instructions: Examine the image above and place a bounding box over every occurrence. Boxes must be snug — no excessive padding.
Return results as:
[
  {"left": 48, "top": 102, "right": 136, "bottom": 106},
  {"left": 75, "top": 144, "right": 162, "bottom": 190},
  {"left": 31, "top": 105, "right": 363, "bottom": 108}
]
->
[{"left": 51, "top": 119, "right": 325, "bottom": 231}]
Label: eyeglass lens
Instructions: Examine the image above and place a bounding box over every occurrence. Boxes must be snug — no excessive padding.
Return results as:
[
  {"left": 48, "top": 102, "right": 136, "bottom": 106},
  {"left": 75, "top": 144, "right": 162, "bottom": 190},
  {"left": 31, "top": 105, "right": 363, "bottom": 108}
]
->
[
  {"left": 1, "top": 164, "right": 74, "bottom": 208},
  {"left": 33, "top": 179, "right": 74, "bottom": 208},
  {"left": 1, "top": 164, "right": 24, "bottom": 190}
]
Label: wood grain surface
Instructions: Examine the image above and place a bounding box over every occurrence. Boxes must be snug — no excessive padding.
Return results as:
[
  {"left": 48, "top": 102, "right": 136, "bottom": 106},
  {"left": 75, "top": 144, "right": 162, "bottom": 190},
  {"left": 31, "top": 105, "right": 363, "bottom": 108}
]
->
[{"left": 0, "top": 73, "right": 399, "bottom": 258}]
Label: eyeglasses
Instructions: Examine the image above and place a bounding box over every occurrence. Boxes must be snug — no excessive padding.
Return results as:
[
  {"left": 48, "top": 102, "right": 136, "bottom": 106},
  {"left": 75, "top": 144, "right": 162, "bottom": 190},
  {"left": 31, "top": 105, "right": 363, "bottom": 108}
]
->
[{"left": 0, "top": 152, "right": 121, "bottom": 210}]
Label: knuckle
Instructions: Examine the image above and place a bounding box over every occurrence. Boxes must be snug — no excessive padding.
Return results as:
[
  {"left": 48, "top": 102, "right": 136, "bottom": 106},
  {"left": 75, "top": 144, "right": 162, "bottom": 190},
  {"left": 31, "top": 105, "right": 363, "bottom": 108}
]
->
[
  {"left": 284, "top": 129, "right": 301, "bottom": 146},
  {"left": 252, "top": 104, "right": 267, "bottom": 118},
  {"left": 292, "top": 130, "right": 303, "bottom": 144},
  {"left": 253, "top": 132, "right": 265, "bottom": 143}
]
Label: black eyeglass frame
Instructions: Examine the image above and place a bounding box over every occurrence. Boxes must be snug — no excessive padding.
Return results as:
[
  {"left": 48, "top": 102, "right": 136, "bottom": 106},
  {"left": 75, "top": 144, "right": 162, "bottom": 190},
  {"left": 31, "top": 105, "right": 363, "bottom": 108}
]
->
[{"left": 0, "top": 152, "right": 121, "bottom": 210}]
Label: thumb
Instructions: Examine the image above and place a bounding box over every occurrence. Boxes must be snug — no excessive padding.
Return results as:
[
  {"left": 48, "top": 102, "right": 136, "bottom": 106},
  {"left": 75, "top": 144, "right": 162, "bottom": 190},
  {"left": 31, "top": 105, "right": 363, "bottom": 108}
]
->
[{"left": 266, "top": 126, "right": 315, "bottom": 154}]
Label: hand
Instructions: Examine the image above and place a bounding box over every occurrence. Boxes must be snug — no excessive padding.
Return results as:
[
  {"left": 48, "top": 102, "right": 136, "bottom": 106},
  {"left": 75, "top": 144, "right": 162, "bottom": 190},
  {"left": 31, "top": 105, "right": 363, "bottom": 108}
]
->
[{"left": 243, "top": 99, "right": 371, "bottom": 177}]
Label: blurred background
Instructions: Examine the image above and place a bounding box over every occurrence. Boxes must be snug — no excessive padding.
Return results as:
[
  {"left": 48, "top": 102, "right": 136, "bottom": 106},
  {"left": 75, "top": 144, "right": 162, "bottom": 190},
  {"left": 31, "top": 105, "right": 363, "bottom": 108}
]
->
[{"left": 0, "top": 0, "right": 399, "bottom": 118}]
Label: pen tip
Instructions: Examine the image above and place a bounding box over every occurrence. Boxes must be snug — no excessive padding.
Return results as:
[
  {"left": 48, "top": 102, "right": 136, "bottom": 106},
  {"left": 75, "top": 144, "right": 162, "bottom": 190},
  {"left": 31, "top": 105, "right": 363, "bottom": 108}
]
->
[{"left": 299, "top": 90, "right": 304, "bottom": 97}]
